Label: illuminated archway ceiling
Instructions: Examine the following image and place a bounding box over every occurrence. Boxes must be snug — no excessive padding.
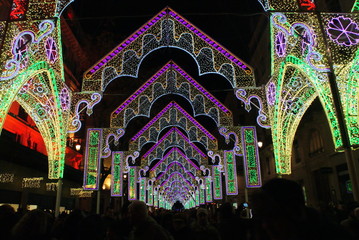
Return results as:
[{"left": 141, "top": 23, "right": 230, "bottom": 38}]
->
[
  {"left": 81, "top": 7, "right": 259, "bottom": 205},
  {"left": 140, "top": 127, "right": 208, "bottom": 169},
  {"left": 82, "top": 7, "right": 254, "bottom": 92},
  {"left": 110, "top": 61, "right": 233, "bottom": 129},
  {"left": 129, "top": 101, "right": 218, "bottom": 151}
]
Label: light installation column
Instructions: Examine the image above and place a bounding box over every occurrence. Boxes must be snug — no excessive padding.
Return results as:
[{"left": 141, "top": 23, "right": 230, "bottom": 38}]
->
[
  {"left": 128, "top": 167, "right": 137, "bottom": 200},
  {"left": 84, "top": 129, "right": 103, "bottom": 190},
  {"left": 205, "top": 177, "right": 213, "bottom": 203},
  {"left": 147, "top": 183, "right": 153, "bottom": 206},
  {"left": 111, "top": 151, "right": 123, "bottom": 196},
  {"left": 212, "top": 165, "right": 223, "bottom": 200},
  {"left": 139, "top": 177, "right": 146, "bottom": 202},
  {"left": 154, "top": 187, "right": 159, "bottom": 208},
  {"left": 195, "top": 188, "right": 200, "bottom": 206},
  {"left": 224, "top": 150, "right": 238, "bottom": 195},
  {"left": 241, "top": 127, "right": 262, "bottom": 188},
  {"left": 200, "top": 185, "right": 205, "bottom": 205}
]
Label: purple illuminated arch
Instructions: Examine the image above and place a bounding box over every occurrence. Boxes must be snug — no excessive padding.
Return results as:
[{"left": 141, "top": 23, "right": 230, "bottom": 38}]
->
[
  {"left": 131, "top": 101, "right": 216, "bottom": 142},
  {"left": 150, "top": 147, "right": 200, "bottom": 172},
  {"left": 142, "top": 127, "right": 207, "bottom": 160},
  {"left": 160, "top": 172, "right": 195, "bottom": 187},
  {"left": 83, "top": 7, "right": 253, "bottom": 90},
  {"left": 154, "top": 161, "right": 197, "bottom": 180},
  {"left": 110, "top": 62, "right": 232, "bottom": 129}
]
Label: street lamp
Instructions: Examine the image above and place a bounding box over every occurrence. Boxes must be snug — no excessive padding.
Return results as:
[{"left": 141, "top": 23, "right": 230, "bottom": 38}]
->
[{"left": 258, "top": 141, "right": 263, "bottom": 148}]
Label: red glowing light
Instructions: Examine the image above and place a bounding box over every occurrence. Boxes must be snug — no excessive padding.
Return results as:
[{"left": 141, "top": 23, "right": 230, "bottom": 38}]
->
[
  {"left": 298, "top": 0, "right": 316, "bottom": 11},
  {"left": 10, "top": 0, "right": 28, "bottom": 20}
]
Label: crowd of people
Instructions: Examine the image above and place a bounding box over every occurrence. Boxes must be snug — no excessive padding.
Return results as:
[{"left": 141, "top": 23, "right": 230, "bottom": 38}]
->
[{"left": 1, "top": 178, "right": 359, "bottom": 240}]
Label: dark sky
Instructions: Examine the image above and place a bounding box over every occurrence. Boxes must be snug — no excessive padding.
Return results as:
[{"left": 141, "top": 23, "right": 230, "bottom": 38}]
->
[{"left": 67, "top": 0, "right": 266, "bottom": 64}]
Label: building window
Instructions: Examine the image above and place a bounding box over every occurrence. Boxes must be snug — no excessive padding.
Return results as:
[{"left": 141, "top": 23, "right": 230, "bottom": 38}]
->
[{"left": 309, "top": 129, "right": 324, "bottom": 157}]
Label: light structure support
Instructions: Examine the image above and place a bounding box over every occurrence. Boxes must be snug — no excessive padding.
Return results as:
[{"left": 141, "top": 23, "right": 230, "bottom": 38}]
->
[
  {"left": 224, "top": 150, "right": 238, "bottom": 195},
  {"left": 241, "top": 126, "right": 262, "bottom": 188}
]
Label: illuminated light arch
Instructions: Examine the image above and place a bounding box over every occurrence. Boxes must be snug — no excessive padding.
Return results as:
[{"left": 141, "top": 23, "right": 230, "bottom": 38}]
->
[
  {"left": 147, "top": 147, "right": 201, "bottom": 178},
  {"left": 129, "top": 101, "right": 218, "bottom": 151},
  {"left": 141, "top": 127, "right": 208, "bottom": 166},
  {"left": 5, "top": 61, "right": 70, "bottom": 179},
  {"left": 337, "top": 48, "right": 359, "bottom": 146},
  {"left": 158, "top": 171, "right": 196, "bottom": 190},
  {"left": 55, "top": 0, "right": 75, "bottom": 17},
  {"left": 269, "top": 56, "right": 342, "bottom": 174},
  {"left": 153, "top": 161, "right": 199, "bottom": 181},
  {"left": 82, "top": 7, "right": 254, "bottom": 92},
  {"left": 110, "top": 62, "right": 232, "bottom": 129}
]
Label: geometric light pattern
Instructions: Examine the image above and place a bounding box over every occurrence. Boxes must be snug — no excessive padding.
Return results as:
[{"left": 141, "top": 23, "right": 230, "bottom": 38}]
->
[
  {"left": 83, "top": 129, "right": 102, "bottom": 190},
  {"left": 110, "top": 62, "right": 233, "bottom": 129},
  {"left": 130, "top": 101, "right": 217, "bottom": 152},
  {"left": 111, "top": 151, "right": 123, "bottom": 197},
  {"left": 224, "top": 150, "right": 238, "bottom": 195},
  {"left": 241, "top": 127, "right": 262, "bottom": 188},
  {"left": 82, "top": 7, "right": 254, "bottom": 92}
]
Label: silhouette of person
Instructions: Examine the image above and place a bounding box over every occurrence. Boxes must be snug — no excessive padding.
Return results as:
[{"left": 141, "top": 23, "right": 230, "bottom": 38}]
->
[{"left": 252, "top": 178, "right": 352, "bottom": 240}]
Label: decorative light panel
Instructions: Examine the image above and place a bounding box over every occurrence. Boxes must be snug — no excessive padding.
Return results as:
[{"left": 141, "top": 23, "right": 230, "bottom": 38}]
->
[
  {"left": 83, "top": 129, "right": 103, "bottom": 190},
  {"left": 82, "top": 7, "right": 254, "bottom": 92},
  {"left": 130, "top": 101, "right": 217, "bottom": 151},
  {"left": 139, "top": 177, "right": 146, "bottom": 202},
  {"left": 212, "top": 165, "right": 223, "bottom": 200},
  {"left": 224, "top": 150, "right": 238, "bottom": 195},
  {"left": 111, "top": 151, "right": 123, "bottom": 197},
  {"left": 147, "top": 182, "right": 154, "bottom": 206},
  {"left": 205, "top": 176, "right": 213, "bottom": 203},
  {"left": 110, "top": 62, "right": 232, "bottom": 129},
  {"left": 241, "top": 127, "right": 262, "bottom": 188},
  {"left": 128, "top": 166, "right": 137, "bottom": 200}
]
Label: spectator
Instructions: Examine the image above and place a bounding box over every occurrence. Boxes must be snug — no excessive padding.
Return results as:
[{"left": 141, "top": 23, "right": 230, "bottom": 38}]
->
[
  {"left": 128, "top": 200, "right": 173, "bottom": 240},
  {"left": 171, "top": 212, "right": 193, "bottom": 240},
  {"left": 341, "top": 203, "right": 359, "bottom": 239},
  {"left": 251, "top": 178, "right": 352, "bottom": 240},
  {"left": 11, "top": 209, "right": 53, "bottom": 240},
  {"left": 190, "top": 208, "right": 221, "bottom": 240},
  {"left": 0, "top": 204, "right": 17, "bottom": 240}
]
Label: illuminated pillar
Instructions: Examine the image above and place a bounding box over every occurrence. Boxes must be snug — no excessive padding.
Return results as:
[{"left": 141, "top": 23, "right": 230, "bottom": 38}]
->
[
  {"left": 128, "top": 167, "right": 137, "bottom": 201},
  {"left": 139, "top": 177, "right": 146, "bottom": 202},
  {"left": 83, "top": 129, "right": 103, "bottom": 190},
  {"left": 111, "top": 152, "right": 123, "bottom": 196},
  {"left": 212, "top": 165, "right": 223, "bottom": 200},
  {"left": 241, "top": 127, "right": 262, "bottom": 188},
  {"left": 205, "top": 177, "right": 213, "bottom": 203},
  {"left": 224, "top": 150, "right": 238, "bottom": 195},
  {"left": 147, "top": 182, "right": 153, "bottom": 206}
]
